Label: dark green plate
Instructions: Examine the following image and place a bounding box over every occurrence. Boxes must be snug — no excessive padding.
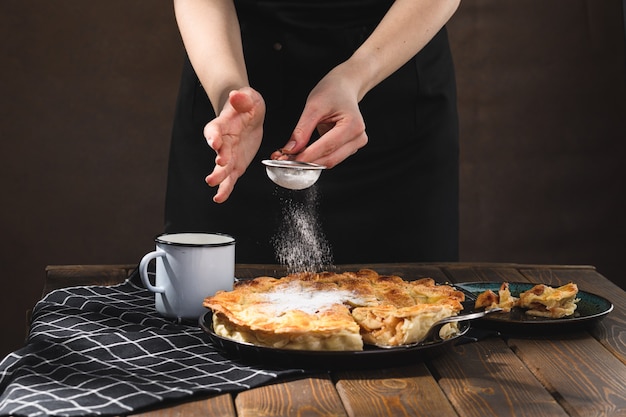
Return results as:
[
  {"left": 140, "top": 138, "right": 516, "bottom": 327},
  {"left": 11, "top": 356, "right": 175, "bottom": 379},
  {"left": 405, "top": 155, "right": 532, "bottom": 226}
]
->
[{"left": 455, "top": 282, "right": 613, "bottom": 334}]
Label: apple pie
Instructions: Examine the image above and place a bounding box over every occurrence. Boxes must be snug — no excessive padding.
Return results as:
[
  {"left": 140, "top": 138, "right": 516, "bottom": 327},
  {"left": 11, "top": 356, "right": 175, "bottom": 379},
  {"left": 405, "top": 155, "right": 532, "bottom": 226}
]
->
[
  {"left": 474, "top": 282, "right": 518, "bottom": 312},
  {"left": 474, "top": 282, "right": 579, "bottom": 318},
  {"left": 518, "top": 283, "right": 579, "bottom": 318},
  {"left": 204, "top": 269, "right": 465, "bottom": 351}
]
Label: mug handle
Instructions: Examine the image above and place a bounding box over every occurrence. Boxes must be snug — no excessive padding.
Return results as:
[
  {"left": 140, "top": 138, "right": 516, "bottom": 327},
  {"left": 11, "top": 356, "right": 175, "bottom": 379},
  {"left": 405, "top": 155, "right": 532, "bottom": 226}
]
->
[{"left": 139, "top": 250, "right": 166, "bottom": 293}]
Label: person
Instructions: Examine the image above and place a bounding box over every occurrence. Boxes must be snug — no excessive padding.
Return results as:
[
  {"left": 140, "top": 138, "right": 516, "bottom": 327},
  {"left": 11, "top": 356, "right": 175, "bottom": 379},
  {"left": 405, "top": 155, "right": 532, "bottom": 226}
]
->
[{"left": 165, "top": 0, "right": 461, "bottom": 265}]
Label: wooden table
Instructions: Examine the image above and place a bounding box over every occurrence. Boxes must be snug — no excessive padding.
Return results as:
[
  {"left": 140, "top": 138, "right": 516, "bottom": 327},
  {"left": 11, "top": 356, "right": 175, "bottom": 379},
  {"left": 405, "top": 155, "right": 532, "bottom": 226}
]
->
[{"left": 43, "top": 263, "right": 626, "bottom": 417}]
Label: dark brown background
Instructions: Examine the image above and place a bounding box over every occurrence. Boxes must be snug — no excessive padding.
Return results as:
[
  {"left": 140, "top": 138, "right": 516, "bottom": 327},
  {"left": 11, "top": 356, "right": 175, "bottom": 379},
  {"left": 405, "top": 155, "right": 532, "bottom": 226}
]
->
[{"left": 1, "top": 1, "right": 624, "bottom": 358}]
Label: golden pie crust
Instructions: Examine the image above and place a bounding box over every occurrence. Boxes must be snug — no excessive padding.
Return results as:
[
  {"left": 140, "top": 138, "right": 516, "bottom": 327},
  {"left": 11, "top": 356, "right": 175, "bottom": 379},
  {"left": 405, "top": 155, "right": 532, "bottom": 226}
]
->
[
  {"left": 474, "top": 282, "right": 518, "bottom": 312},
  {"left": 518, "top": 283, "right": 579, "bottom": 318},
  {"left": 204, "top": 269, "right": 465, "bottom": 351},
  {"left": 474, "top": 282, "right": 579, "bottom": 318}
]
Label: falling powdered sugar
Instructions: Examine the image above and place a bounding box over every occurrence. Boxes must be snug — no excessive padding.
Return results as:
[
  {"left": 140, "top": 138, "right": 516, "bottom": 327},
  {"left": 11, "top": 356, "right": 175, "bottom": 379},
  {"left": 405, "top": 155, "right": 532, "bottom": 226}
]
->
[{"left": 272, "top": 186, "right": 334, "bottom": 273}]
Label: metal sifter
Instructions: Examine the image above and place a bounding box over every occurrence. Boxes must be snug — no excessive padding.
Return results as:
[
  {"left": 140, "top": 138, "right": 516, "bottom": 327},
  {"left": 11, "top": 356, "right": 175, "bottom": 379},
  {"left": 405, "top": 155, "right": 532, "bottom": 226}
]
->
[{"left": 262, "top": 159, "right": 326, "bottom": 190}]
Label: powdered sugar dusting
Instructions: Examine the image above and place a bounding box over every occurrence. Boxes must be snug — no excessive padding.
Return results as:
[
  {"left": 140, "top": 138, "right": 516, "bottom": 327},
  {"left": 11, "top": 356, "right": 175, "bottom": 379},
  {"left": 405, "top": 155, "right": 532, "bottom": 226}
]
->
[{"left": 261, "top": 282, "right": 356, "bottom": 315}]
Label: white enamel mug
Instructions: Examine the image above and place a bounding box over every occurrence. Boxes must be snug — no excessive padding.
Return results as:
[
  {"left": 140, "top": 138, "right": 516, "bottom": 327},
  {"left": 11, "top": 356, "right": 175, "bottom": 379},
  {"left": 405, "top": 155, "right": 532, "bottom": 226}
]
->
[{"left": 139, "top": 232, "right": 235, "bottom": 320}]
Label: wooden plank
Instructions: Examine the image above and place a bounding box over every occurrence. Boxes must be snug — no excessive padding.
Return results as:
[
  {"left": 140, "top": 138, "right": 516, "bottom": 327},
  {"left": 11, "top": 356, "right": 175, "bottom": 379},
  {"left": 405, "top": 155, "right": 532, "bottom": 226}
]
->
[
  {"left": 519, "top": 268, "right": 626, "bottom": 365},
  {"left": 129, "top": 394, "right": 236, "bottom": 417},
  {"left": 442, "top": 265, "right": 530, "bottom": 284},
  {"left": 234, "top": 376, "right": 347, "bottom": 417},
  {"left": 335, "top": 364, "right": 458, "bottom": 417},
  {"left": 43, "top": 264, "right": 135, "bottom": 295},
  {"left": 235, "top": 264, "right": 289, "bottom": 280},
  {"left": 510, "top": 334, "right": 626, "bottom": 417},
  {"left": 430, "top": 338, "right": 568, "bottom": 417}
]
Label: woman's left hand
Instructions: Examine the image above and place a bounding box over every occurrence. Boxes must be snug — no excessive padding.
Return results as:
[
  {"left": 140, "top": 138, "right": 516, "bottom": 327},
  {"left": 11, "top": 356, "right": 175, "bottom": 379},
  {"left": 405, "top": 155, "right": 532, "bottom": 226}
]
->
[{"left": 205, "top": 87, "right": 265, "bottom": 203}]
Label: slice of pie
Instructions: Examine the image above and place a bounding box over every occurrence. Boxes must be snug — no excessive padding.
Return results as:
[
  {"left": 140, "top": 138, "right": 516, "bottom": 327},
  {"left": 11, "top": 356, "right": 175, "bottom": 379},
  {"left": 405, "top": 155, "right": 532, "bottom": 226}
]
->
[
  {"left": 474, "top": 282, "right": 518, "bottom": 312},
  {"left": 204, "top": 269, "right": 465, "bottom": 351},
  {"left": 474, "top": 282, "right": 579, "bottom": 318},
  {"left": 518, "top": 283, "right": 579, "bottom": 318},
  {"left": 352, "top": 302, "right": 462, "bottom": 347}
]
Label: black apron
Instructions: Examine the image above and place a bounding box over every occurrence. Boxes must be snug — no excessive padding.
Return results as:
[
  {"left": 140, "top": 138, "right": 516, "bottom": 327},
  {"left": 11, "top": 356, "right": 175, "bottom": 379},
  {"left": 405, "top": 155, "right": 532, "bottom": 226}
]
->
[{"left": 165, "top": 0, "right": 459, "bottom": 264}]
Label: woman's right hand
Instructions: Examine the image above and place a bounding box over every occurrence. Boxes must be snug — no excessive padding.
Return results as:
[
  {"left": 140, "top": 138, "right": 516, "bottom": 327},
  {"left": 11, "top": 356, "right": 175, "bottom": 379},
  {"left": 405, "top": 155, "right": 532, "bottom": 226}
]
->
[
  {"left": 270, "top": 64, "right": 368, "bottom": 168},
  {"left": 204, "top": 87, "right": 265, "bottom": 203}
]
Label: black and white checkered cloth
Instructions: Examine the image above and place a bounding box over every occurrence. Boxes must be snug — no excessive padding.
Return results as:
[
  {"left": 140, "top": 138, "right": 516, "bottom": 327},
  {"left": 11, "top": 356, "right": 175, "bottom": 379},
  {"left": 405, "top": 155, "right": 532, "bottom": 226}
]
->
[{"left": 0, "top": 269, "right": 305, "bottom": 416}]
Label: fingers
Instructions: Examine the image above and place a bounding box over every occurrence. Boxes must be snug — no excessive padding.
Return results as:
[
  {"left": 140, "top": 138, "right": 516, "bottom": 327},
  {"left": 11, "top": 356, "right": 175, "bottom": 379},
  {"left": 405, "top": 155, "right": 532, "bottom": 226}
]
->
[
  {"left": 204, "top": 122, "right": 222, "bottom": 151},
  {"left": 228, "top": 89, "right": 254, "bottom": 113},
  {"left": 203, "top": 87, "right": 266, "bottom": 203},
  {"left": 214, "top": 135, "right": 234, "bottom": 166},
  {"left": 204, "top": 88, "right": 256, "bottom": 151},
  {"left": 276, "top": 108, "right": 319, "bottom": 156},
  {"left": 270, "top": 149, "right": 287, "bottom": 160},
  {"left": 270, "top": 140, "right": 297, "bottom": 160},
  {"left": 270, "top": 116, "right": 316, "bottom": 161},
  {"left": 205, "top": 166, "right": 236, "bottom": 203},
  {"left": 205, "top": 164, "right": 226, "bottom": 188},
  {"left": 300, "top": 128, "right": 368, "bottom": 168},
  {"left": 272, "top": 111, "right": 367, "bottom": 167},
  {"left": 212, "top": 175, "right": 236, "bottom": 203}
]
